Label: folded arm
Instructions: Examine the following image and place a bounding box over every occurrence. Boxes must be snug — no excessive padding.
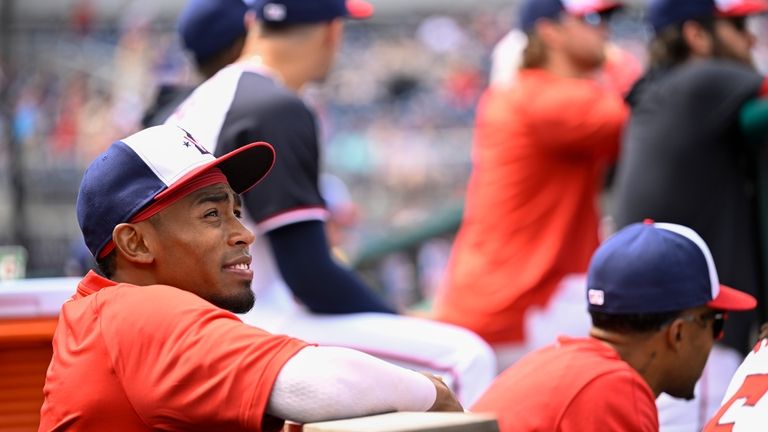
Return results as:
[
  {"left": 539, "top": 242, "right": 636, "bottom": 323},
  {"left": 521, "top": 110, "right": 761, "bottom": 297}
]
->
[{"left": 266, "top": 345, "right": 461, "bottom": 423}]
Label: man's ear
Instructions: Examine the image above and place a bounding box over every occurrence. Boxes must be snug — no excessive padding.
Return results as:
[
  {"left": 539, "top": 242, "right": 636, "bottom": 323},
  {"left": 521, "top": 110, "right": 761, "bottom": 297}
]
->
[
  {"left": 682, "top": 20, "right": 713, "bottom": 58},
  {"left": 112, "top": 223, "right": 154, "bottom": 264},
  {"left": 664, "top": 318, "right": 685, "bottom": 353}
]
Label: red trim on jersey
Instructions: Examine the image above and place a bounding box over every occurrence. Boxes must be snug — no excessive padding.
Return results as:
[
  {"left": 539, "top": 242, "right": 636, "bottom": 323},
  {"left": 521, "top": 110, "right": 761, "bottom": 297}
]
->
[{"left": 257, "top": 206, "right": 329, "bottom": 233}]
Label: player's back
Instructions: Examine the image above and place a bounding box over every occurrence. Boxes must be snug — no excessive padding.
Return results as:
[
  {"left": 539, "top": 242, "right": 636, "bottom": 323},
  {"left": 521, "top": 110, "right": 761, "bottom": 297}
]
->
[{"left": 471, "top": 336, "right": 657, "bottom": 432}]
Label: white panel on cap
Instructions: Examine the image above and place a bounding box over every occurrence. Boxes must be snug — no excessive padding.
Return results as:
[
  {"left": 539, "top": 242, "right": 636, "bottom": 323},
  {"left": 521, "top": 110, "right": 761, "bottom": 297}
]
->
[
  {"left": 716, "top": 0, "right": 741, "bottom": 10},
  {"left": 654, "top": 222, "right": 720, "bottom": 300},
  {"left": 121, "top": 125, "right": 216, "bottom": 187}
]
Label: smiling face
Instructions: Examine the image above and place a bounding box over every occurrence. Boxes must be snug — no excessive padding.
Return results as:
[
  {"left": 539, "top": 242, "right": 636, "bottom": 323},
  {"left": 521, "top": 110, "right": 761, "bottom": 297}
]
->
[{"left": 140, "top": 182, "right": 257, "bottom": 313}]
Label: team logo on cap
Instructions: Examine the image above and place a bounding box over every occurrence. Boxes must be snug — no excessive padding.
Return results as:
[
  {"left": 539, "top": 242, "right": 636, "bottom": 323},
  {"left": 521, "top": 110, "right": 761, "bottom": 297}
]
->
[
  {"left": 263, "top": 3, "right": 287, "bottom": 21},
  {"left": 588, "top": 289, "right": 605, "bottom": 306},
  {"left": 180, "top": 127, "right": 210, "bottom": 156}
]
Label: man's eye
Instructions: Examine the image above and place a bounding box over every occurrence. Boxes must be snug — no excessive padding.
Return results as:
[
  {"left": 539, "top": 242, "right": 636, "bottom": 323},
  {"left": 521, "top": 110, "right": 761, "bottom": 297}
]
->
[
  {"left": 234, "top": 209, "right": 243, "bottom": 219},
  {"left": 205, "top": 210, "right": 219, "bottom": 217}
]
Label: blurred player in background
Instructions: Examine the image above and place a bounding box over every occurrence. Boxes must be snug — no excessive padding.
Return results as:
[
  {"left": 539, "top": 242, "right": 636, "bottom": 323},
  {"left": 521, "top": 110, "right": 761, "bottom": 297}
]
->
[
  {"left": 434, "top": 0, "right": 628, "bottom": 370},
  {"left": 142, "top": 0, "right": 248, "bottom": 127},
  {"left": 611, "top": 0, "right": 768, "bottom": 428}
]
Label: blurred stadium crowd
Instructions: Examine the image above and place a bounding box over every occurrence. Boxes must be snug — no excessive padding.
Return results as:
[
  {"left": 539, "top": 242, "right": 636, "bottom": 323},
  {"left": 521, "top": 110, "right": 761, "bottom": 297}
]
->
[
  {"left": 0, "top": 3, "right": 518, "bottom": 278},
  {"left": 1, "top": 0, "right": 752, "bottom": 297}
]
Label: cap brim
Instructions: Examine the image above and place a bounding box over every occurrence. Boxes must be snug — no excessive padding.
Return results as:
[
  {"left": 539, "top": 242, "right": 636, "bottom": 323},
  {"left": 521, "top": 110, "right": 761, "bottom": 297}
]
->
[
  {"left": 155, "top": 141, "right": 275, "bottom": 201},
  {"left": 708, "top": 284, "right": 757, "bottom": 311},
  {"left": 568, "top": 1, "right": 622, "bottom": 16},
  {"left": 347, "top": 0, "right": 374, "bottom": 19},
  {"left": 717, "top": 0, "right": 768, "bottom": 17}
]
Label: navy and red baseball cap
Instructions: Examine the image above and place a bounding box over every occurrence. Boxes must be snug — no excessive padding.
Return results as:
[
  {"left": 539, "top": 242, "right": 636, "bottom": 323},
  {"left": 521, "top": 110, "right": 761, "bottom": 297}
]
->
[
  {"left": 177, "top": 0, "right": 249, "bottom": 64},
  {"left": 76, "top": 125, "right": 275, "bottom": 259},
  {"left": 178, "top": 0, "right": 373, "bottom": 63},
  {"left": 586, "top": 220, "right": 756, "bottom": 314},
  {"left": 520, "top": 0, "right": 622, "bottom": 32},
  {"left": 649, "top": 0, "right": 768, "bottom": 33},
  {"left": 249, "top": 0, "right": 374, "bottom": 24}
]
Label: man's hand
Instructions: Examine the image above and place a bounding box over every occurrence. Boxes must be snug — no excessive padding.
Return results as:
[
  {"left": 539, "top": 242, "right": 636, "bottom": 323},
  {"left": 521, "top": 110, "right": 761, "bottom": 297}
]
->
[{"left": 421, "top": 372, "right": 463, "bottom": 412}]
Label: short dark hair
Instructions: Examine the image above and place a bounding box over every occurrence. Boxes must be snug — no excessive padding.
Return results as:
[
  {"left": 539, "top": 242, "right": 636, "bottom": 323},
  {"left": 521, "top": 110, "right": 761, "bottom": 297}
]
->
[
  {"left": 195, "top": 35, "right": 246, "bottom": 79},
  {"left": 648, "top": 16, "right": 715, "bottom": 70},
  {"left": 259, "top": 20, "right": 323, "bottom": 37},
  {"left": 590, "top": 310, "right": 682, "bottom": 334},
  {"left": 96, "top": 250, "right": 117, "bottom": 279}
]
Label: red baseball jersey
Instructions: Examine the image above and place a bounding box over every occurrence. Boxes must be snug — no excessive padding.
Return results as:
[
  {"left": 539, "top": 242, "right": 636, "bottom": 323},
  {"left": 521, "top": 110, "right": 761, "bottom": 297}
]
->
[
  {"left": 472, "top": 336, "right": 658, "bottom": 431},
  {"left": 435, "top": 70, "right": 627, "bottom": 343},
  {"left": 39, "top": 271, "right": 308, "bottom": 431}
]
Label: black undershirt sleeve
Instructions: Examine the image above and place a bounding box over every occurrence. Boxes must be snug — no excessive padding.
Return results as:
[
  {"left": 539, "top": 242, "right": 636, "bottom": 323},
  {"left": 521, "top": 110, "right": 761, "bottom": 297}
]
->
[{"left": 267, "top": 220, "right": 396, "bottom": 315}]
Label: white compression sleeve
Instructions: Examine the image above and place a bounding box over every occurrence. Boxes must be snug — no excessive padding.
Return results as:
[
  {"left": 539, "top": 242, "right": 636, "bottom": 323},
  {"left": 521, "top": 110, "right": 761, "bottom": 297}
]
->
[{"left": 266, "top": 346, "right": 437, "bottom": 423}]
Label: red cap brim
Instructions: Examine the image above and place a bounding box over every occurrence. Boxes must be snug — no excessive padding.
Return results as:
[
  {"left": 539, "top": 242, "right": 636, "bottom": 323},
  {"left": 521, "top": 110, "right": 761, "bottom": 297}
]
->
[
  {"left": 717, "top": 0, "right": 768, "bottom": 17},
  {"left": 155, "top": 141, "right": 274, "bottom": 201},
  {"left": 708, "top": 284, "right": 758, "bottom": 311},
  {"left": 567, "top": 1, "right": 622, "bottom": 16},
  {"left": 347, "top": 0, "right": 374, "bottom": 19}
]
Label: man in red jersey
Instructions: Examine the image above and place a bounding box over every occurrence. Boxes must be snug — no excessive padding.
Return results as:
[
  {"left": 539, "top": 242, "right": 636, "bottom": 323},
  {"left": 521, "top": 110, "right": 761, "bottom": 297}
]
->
[
  {"left": 38, "top": 125, "right": 461, "bottom": 431},
  {"left": 434, "top": 0, "right": 628, "bottom": 370},
  {"left": 472, "top": 221, "right": 757, "bottom": 431}
]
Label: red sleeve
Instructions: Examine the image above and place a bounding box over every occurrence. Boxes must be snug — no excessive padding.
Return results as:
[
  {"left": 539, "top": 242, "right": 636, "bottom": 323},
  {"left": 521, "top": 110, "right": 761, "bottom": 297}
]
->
[
  {"left": 99, "top": 285, "right": 309, "bottom": 431},
  {"left": 558, "top": 370, "right": 658, "bottom": 432},
  {"left": 523, "top": 79, "right": 628, "bottom": 160}
]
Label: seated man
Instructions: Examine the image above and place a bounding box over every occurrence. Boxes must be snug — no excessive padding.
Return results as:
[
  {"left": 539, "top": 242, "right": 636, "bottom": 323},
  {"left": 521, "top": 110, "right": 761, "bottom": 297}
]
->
[
  {"left": 471, "top": 221, "right": 757, "bottom": 431},
  {"left": 38, "top": 125, "right": 462, "bottom": 431}
]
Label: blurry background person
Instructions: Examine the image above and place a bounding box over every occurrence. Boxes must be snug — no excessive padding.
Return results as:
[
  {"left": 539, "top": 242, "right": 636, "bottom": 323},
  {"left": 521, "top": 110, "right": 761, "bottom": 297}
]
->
[
  {"left": 611, "top": 0, "right": 768, "bottom": 428},
  {"left": 142, "top": 0, "right": 249, "bottom": 127},
  {"left": 433, "top": 0, "right": 628, "bottom": 371},
  {"left": 488, "top": 27, "right": 641, "bottom": 94}
]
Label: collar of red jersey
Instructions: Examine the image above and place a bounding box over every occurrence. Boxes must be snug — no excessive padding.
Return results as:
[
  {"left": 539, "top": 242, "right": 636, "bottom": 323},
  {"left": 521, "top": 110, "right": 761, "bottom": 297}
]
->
[{"left": 77, "top": 270, "right": 117, "bottom": 297}]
